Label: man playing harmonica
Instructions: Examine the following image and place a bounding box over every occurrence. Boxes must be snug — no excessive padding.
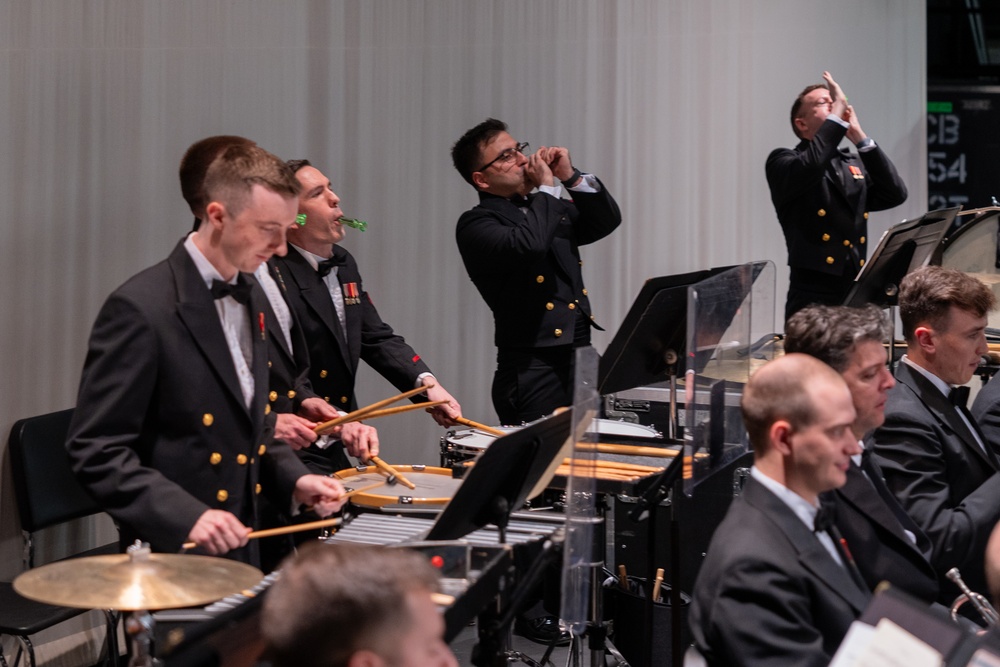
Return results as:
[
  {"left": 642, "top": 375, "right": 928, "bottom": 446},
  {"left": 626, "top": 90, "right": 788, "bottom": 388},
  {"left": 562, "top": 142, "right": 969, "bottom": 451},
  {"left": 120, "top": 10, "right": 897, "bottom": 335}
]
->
[
  {"left": 270, "top": 159, "right": 461, "bottom": 474},
  {"left": 451, "top": 118, "right": 622, "bottom": 425}
]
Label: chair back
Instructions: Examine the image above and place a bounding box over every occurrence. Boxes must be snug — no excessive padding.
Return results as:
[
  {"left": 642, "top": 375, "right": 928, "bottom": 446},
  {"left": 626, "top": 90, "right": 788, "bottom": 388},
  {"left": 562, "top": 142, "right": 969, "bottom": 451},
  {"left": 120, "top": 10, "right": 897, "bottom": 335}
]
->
[{"left": 8, "top": 408, "right": 103, "bottom": 534}]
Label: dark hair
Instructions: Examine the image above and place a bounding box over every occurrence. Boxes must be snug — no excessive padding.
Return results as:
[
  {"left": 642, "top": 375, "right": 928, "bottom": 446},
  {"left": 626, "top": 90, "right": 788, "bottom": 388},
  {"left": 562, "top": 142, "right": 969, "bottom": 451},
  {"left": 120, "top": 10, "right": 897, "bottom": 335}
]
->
[
  {"left": 451, "top": 118, "right": 508, "bottom": 187},
  {"left": 262, "top": 543, "right": 441, "bottom": 667},
  {"left": 202, "top": 144, "right": 301, "bottom": 217},
  {"left": 899, "top": 265, "right": 996, "bottom": 341},
  {"left": 179, "top": 136, "right": 257, "bottom": 218},
  {"left": 784, "top": 304, "right": 890, "bottom": 372},
  {"left": 284, "top": 158, "right": 312, "bottom": 175},
  {"left": 740, "top": 354, "right": 842, "bottom": 455},
  {"left": 790, "top": 84, "right": 828, "bottom": 139}
]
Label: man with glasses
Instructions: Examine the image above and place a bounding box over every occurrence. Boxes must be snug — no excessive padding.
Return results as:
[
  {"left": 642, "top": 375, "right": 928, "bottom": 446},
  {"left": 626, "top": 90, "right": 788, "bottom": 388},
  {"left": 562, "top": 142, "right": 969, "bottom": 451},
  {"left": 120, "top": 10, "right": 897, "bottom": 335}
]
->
[
  {"left": 766, "top": 72, "right": 907, "bottom": 322},
  {"left": 451, "top": 118, "right": 622, "bottom": 426}
]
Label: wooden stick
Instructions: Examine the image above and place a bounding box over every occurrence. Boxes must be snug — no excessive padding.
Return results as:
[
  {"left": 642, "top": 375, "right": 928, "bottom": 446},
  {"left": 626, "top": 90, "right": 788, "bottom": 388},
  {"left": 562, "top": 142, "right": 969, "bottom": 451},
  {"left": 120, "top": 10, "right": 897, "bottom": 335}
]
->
[
  {"left": 431, "top": 592, "right": 455, "bottom": 607},
  {"left": 462, "top": 458, "right": 660, "bottom": 479},
  {"left": 618, "top": 564, "right": 629, "bottom": 590},
  {"left": 368, "top": 456, "right": 416, "bottom": 490},
  {"left": 559, "top": 462, "right": 652, "bottom": 478},
  {"left": 554, "top": 465, "right": 640, "bottom": 481},
  {"left": 652, "top": 567, "right": 664, "bottom": 602},
  {"left": 576, "top": 442, "right": 682, "bottom": 458},
  {"left": 349, "top": 400, "right": 448, "bottom": 422},
  {"left": 453, "top": 417, "right": 507, "bottom": 437},
  {"left": 180, "top": 481, "right": 395, "bottom": 550},
  {"left": 314, "top": 385, "right": 433, "bottom": 435},
  {"left": 342, "top": 480, "right": 391, "bottom": 498},
  {"left": 563, "top": 458, "right": 664, "bottom": 474},
  {"left": 182, "top": 516, "right": 345, "bottom": 550}
]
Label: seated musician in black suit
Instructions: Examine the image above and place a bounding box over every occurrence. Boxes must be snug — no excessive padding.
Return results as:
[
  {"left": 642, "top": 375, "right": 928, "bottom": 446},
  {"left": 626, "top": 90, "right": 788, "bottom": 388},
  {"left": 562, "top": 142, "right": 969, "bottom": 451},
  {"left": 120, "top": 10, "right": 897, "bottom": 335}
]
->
[
  {"left": 262, "top": 542, "right": 458, "bottom": 667},
  {"left": 871, "top": 266, "right": 1000, "bottom": 600},
  {"left": 785, "top": 304, "right": 939, "bottom": 602},
  {"left": 690, "top": 354, "right": 870, "bottom": 666}
]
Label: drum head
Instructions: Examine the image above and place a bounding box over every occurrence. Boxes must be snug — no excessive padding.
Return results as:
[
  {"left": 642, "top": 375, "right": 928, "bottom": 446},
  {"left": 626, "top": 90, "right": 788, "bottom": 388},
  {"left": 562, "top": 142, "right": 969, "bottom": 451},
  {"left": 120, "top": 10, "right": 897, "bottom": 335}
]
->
[{"left": 335, "top": 466, "right": 461, "bottom": 508}]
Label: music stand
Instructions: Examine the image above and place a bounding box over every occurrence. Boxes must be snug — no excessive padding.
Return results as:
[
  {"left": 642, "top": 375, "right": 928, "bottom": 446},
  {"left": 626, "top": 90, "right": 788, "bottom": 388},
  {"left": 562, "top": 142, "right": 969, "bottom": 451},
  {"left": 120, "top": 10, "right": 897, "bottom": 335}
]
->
[
  {"left": 843, "top": 207, "right": 958, "bottom": 368},
  {"left": 844, "top": 207, "right": 959, "bottom": 308},
  {"left": 599, "top": 267, "right": 744, "bottom": 395},
  {"left": 598, "top": 266, "right": 745, "bottom": 439},
  {"left": 423, "top": 410, "right": 575, "bottom": 667},
  {"left": 425, "top": 409, "right": 573, "bottom": 543}
]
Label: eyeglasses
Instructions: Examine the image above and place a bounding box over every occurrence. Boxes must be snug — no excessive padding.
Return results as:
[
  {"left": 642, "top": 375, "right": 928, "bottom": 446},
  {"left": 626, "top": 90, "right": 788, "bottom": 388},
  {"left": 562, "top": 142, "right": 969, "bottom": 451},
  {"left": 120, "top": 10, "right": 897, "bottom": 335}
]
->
[{"left": 478, "top": 142, "right": 529, "bottom": 172}]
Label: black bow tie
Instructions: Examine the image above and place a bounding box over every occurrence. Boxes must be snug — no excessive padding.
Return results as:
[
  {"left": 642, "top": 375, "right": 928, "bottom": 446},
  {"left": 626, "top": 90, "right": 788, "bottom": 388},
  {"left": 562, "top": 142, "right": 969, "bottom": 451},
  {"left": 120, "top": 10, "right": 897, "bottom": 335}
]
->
[
  {"left": 950, "top": 385, "right": 971, "bottom": 409},
  {"left": 814, "top": 502, "right": 837, "bottom": 533},
  {"left": 317, "top": 255, "right": 346, "bottom": 278},
  {"left": 210, "top": 277, "right": 252, "bottom": 305}
]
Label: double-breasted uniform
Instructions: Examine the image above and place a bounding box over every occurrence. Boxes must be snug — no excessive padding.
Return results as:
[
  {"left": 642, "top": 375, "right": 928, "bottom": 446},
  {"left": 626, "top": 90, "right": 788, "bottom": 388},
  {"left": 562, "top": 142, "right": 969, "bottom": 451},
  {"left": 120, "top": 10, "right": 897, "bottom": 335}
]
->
[
  {"left": 766, "top": 119, "right": 907, "bottom": 319},
  {"left": 67, "top": 240, "right": 308, "bottom": 561},
  {"left": 455, "top": 182, "right": 621, "bottom": 422},
  {"left": 271, "top": 246, "right": 432, "bottom": 473}
]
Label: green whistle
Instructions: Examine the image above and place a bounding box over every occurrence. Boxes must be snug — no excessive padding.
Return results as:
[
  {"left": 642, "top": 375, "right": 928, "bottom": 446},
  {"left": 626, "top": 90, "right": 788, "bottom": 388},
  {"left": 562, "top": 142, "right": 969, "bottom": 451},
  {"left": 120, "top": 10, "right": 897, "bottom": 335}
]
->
[{"left": 340, "top": 217, "right": 368, "bottom": 232}]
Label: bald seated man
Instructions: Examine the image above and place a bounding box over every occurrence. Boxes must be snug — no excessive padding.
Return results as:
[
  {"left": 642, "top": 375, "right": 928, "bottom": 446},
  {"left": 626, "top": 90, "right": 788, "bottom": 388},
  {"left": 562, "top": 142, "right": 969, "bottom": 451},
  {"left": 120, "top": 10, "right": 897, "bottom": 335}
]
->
[{"left": 690, "top": 354, "right": 870, "bottom": 666}]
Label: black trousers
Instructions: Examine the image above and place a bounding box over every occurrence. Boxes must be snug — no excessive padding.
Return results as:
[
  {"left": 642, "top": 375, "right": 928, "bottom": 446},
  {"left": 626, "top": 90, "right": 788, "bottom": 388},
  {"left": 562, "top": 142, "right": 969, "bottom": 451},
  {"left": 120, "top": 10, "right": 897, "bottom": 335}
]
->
[
  {"left": 492, "top": 345, "right": 594, "bottom": 425},
  {"left": 785, "top": 267, "right": 856, "bottom": 323}
]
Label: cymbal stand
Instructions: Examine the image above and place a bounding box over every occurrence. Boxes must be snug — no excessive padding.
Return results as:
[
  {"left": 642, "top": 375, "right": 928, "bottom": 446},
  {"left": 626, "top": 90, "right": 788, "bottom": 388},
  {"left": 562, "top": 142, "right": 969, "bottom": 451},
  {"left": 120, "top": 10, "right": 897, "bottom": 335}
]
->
[
  {"left": 125, "top": 610, "right": 157, "bottom": 667},
  {"left": 119, "top": 543, "right": 159, "bottom": 667}
]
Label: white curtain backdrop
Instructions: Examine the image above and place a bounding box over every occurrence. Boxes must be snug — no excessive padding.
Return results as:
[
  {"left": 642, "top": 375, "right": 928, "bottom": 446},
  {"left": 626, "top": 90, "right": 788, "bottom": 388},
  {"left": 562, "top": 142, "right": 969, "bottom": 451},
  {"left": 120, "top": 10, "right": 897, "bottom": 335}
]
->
[{"left": 0, "top": 1, "right": 925, "bottom": 654}]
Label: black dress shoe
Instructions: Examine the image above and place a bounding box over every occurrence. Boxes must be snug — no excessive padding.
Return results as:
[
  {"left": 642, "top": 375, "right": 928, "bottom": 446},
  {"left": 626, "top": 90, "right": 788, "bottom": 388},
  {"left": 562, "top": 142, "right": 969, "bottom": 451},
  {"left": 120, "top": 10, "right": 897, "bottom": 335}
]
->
[{"left": 514, "top": 614, "right": 571, "bottom": 646}]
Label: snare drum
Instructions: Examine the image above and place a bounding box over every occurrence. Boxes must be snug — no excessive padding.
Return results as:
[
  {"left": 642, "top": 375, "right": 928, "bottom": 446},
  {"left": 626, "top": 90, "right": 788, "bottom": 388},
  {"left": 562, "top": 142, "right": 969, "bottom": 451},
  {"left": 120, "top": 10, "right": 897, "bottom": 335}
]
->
[
  {"left": 589, "top": 418, "right": 662, "bottom": 440},
  {"left": 334, "top": 465, "right": 461, "bottom": 508},
  {"left": 440, "top": 427, "right": 517, "bottom": 466}
]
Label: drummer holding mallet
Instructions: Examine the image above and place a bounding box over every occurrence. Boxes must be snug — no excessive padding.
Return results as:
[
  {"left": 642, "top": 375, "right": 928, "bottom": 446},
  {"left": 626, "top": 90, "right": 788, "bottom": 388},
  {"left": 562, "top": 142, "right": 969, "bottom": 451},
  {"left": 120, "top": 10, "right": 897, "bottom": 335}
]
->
[
  {"left": 269, "top": 159, "right": 462, "bottom": 476},
  {"left": 66, "top": 141, "right": 346, "bottom": 564}
]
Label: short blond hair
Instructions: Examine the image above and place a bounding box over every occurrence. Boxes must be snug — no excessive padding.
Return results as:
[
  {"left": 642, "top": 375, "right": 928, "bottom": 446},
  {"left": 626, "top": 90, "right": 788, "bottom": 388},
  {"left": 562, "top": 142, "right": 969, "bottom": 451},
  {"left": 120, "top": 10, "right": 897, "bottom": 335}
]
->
[{"left": 203, "top": 144, "right": 300, "bottom": 217}]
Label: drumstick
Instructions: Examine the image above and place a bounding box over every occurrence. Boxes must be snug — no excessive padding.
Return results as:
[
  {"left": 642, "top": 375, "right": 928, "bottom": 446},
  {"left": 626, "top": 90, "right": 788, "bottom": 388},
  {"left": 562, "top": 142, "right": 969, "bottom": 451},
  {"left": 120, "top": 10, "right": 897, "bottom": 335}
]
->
[
  {"left": 431, "top": 592, "right": 455, "bottom": 607},
  {"left": 556, "top": 463, "right": 645, "bottom": 479},
  {"left": 554, "top": 465, "right": 641, "bottom": 481},
  {"left": 462, "top": 458, "right": 660, "bottom": 479},
  {"left": 652, "top": 567, "right": 664, "bottom": 602},
  {"left": 452, "top": 417, "right": 507, "bottom": 437},
  {"left": 314, "top": 385, "right": 433, "bottom": 435},
  {"left": 368, "top": 456, "right": 417, "bottom": 490},
  {"left": 180, "top": 479, "right": 393, "bottom": 550},
  {"left": 563, "top": 458, "right": 664, "bottom": 474},
  {"left": 181, "top": 516, "right": 345, "bottom": 550},
  {"left": 576, "top": 443, "right": 679, "bottom": 458},
  {"left": 348, "top": 400, "right": 448, "bottom": 422},
  {"left": 618, "top": 564, "right": 629, "bottom": 590}
]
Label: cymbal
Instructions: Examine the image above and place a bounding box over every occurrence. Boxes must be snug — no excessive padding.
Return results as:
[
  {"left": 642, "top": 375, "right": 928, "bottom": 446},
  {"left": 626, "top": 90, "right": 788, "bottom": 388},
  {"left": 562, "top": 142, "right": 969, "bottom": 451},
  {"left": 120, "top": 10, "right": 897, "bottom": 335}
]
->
[{"left": 14, "top": 553, "right": 263, "bottom": 611}]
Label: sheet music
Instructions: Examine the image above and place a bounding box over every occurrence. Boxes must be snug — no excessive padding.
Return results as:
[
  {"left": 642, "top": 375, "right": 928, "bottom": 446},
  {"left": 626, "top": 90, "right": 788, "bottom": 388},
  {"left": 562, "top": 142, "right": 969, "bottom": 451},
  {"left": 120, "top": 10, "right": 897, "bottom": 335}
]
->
[{"left": 830, "top": 619, "right": 943, "bottom": 667}]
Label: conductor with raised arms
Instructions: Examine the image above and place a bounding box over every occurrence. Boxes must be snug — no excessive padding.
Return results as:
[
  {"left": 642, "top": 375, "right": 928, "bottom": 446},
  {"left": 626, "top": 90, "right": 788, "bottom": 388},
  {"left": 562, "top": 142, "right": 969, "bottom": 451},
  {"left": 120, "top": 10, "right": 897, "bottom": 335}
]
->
[{"left": 767, "top": 72, "right": 907, "bottom": 321}]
